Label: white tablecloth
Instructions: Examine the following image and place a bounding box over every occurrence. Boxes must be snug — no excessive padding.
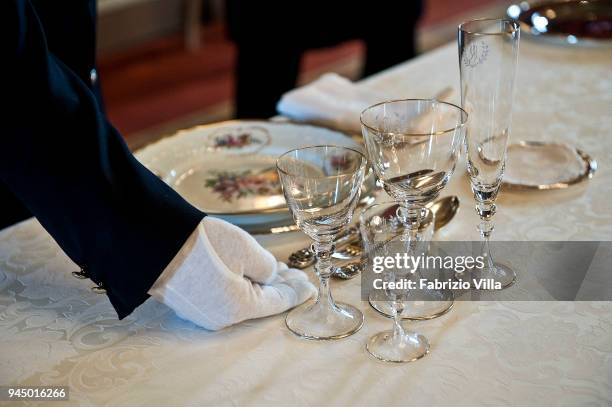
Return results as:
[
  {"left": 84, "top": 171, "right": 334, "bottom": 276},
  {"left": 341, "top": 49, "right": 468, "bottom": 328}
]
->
[{"left": 1, "top": 40, "right": 612, "bottom": 406}]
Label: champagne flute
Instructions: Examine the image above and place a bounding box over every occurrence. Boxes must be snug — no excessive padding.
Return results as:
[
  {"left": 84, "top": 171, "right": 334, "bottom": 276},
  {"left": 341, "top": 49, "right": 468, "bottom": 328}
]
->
[
  {"left": 277, "top": 145, "right": 366, "bottom": 339},
  {"left": 458, "top": 18, "right": 520, "bottom": 288}
]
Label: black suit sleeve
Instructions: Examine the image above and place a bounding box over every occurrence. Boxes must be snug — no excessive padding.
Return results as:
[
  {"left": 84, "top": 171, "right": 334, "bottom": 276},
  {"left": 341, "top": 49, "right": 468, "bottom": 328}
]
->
[{"left": 1, "top": 0, "right": 205, "bottom": 318}]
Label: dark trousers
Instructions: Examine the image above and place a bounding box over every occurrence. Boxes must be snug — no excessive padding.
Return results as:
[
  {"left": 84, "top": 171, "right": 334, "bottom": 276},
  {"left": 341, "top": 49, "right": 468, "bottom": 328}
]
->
[{"left": 230, "top": 1, "right": 423, "bottom": 119}]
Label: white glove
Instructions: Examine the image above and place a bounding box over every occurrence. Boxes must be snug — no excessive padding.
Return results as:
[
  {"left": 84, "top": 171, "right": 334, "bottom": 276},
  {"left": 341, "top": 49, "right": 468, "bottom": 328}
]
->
[{"left": 148, "top": 217, "right": 316, "bottom": 330}]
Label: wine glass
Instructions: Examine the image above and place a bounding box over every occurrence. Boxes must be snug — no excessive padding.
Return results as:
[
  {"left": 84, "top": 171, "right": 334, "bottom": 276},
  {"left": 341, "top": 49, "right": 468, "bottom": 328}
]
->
[
  {"left": 458, "top": 18, "right": 520, "bottom": 288},
  {"left": 277, "top": 145, "right": 367, "bottom": 339},
  {"left": 364, "top": 205, "right": 454, "bottom": 321},
  {"left": 360, "top": 99, "right": 466, "bottom": 362},
  {"left": 360, "top": 201, "right": 435, "bottom": 362},
  {"left": 361, "top": 99, "right": 467, "bottom": 320}
]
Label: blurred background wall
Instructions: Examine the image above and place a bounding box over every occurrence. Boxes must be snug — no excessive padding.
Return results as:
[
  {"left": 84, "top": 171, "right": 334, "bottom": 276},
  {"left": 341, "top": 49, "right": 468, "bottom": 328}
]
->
[{"left": 97, "top": 0, "right": 511, "bottom": 149}]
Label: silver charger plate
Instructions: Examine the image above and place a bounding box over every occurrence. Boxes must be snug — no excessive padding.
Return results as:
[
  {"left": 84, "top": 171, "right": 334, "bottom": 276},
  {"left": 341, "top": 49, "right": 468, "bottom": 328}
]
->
[
  {"left": 503, "top": 140, "right": 597, "bottom": 190},
  {"left": 507, "top": 0, "right": 612, "bottom": 48}
]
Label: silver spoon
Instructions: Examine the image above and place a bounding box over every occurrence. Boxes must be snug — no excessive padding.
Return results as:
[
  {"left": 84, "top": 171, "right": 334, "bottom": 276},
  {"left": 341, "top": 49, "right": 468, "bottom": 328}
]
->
[
  {"left": 287, "top": 226, "right": 360, "bottom": 268},
  {"left": 288, "top": 195, "right": 460, "bottom": 269},
  {"left": 333, "top": 195, "right": 460, "bottom": 280},
  {"left": 429, "top": 195, "right": 460, "bottom": 232}
]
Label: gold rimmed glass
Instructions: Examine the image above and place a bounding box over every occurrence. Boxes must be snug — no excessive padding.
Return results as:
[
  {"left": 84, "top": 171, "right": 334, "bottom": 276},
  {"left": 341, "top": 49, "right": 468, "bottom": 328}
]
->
[
  {"left": 361, "top": 99, "right": 467, "bottom": 321},
  {"left": 360, "top": 99, "right": 466, "bottom": 362},
  {"left": 458, "top": 18, "right": 520, "bottom": 288},
  {"left": 277, "top": 145, "right": 366, "bottom": 339}
]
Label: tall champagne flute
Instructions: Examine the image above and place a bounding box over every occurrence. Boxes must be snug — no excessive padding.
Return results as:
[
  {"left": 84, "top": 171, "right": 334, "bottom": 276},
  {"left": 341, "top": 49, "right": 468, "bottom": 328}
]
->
[
  {"left": 277, "top": 145, "right": 366, "bottom": 339},
  {"left": 458, "top": 19, "right": 520, "bottom": 288},
  {"left": 361, "top": 99, "right": 467, "bottom": 321}
]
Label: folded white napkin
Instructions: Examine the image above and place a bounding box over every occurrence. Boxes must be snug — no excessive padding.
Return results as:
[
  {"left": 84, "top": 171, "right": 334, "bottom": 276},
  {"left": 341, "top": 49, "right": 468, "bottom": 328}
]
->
[
  {"left": 277, "top": 73, "right": 385, "bottom": 134},
  {"left": 149, "top": 217, "right": 316, "bottom": 330}
]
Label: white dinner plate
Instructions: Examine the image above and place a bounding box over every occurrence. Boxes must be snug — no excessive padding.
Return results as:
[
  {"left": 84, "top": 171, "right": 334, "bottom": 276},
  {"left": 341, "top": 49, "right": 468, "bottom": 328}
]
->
[{"left": 135, "top": 120, "right": 365, "bottom": 230}]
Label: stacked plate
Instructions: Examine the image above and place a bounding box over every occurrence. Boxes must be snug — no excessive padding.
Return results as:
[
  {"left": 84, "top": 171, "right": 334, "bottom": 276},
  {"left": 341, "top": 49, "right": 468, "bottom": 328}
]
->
[{"left": 135, "top": 120, "right": 369, "bottom": 233}]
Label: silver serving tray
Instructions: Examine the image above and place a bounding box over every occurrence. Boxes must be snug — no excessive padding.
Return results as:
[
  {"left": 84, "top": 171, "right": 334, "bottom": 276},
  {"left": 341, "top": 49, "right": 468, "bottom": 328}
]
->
[
  {"left": 507, "top": 0, "right": 612, "bottom": 48},
  {"left": 503, "top": 140, "right": 597, "bottom": 190}
]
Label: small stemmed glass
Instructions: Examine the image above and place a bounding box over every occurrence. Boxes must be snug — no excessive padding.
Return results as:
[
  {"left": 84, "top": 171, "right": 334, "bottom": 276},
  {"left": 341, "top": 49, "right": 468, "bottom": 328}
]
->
[
  {"left": 360, "top": 202, "right": 435, "bottom": 362},
  {"left": 360, "top": 99, "right": 467, "bottom": 361},
  {"left": 277, "top": 145, "right": 367, "bottom": 340},
  {"left": 458, "top": 18, "right": 520, "bottom": 288}
]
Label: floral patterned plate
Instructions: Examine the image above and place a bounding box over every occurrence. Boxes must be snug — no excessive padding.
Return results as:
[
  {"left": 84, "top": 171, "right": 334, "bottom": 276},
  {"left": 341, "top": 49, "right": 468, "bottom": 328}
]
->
[
  {"left": 135, "top": 120, "right": 368, "bottom": 231},
  {"left": 166, "top": 155, "right": 286, "bottom": 215}
]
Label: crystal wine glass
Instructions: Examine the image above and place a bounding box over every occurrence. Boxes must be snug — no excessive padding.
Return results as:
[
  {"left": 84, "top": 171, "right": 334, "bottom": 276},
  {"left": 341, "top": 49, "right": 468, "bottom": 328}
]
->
[
  {"left": 277, "top": 145, "right": 367, "bottom": 339},
  {"left": 360, "top": 99, "right": 466, "bottom": 361},
  {"left": 361, "top": 99, "right": 467, "bottom": 320},
  {"left": 360, "top": 201, "right": 435, "bottom": 362},
  {"left": 458, "top": 18, "right": 520, "bottom": 288},
  {"left": 364, "top": 204, "right": 453, "bottom": 321}
]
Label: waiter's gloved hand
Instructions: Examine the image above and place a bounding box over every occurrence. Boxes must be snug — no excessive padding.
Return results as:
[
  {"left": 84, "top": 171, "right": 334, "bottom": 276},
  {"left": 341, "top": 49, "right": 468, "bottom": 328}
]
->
[{"left": 149, "top": 217, "right": 316, "bottom": 330}]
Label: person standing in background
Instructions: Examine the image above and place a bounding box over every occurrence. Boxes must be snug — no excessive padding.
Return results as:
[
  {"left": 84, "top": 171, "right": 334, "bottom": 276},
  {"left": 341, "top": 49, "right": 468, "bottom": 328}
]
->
[{"left": 227, "top": 0, "right": 424, "bottom": 118}]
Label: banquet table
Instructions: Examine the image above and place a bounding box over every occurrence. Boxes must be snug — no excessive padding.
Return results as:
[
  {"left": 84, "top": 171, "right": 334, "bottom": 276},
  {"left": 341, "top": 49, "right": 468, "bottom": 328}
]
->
[{"left": 1, "top": 40, "right": 612, "bottom": 406}]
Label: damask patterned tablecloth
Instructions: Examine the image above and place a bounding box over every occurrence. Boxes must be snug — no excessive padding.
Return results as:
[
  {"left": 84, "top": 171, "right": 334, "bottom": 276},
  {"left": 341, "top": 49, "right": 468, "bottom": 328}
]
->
[{"left": 1, "top": 41, "right": 612, "bottom": 406}]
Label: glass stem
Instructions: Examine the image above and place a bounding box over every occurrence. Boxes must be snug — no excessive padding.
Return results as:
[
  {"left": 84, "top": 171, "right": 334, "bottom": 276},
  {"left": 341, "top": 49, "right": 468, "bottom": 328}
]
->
[
  {"left": 394, "top": 202, "right": 422, "bottom": 330},
  {"left": 476, "top": 201, "right": 496, "bottom": 272},
  {"left": 398, "top": 203, "right": 422, "bottom": 230},
  {"left": 312, "top": 241, "right": 336, "bottom": 309},
  {"left": 392, "top": 293, "right": 406, "bottom": 342},
  {"left": 398, "top": 202, "right": 423, "bottom": 242},
  {"left": 398, "top": 202, "right": 424, "bottom": 278}
]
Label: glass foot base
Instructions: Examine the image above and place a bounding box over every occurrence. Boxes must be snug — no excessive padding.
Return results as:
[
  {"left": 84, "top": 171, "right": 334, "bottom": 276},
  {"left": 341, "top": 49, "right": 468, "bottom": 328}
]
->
[
  {"left": 455, "top": 263, "right": 516, "bottom": 289},
  {"left": 368, "top": 290, "right": 454, "bottom": 320},
  {"left": 285, "top": 299, "right": 364, "bottom": 340},
  {"left": 366, "top": 329, "right": 430, "bottom": 363}
]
